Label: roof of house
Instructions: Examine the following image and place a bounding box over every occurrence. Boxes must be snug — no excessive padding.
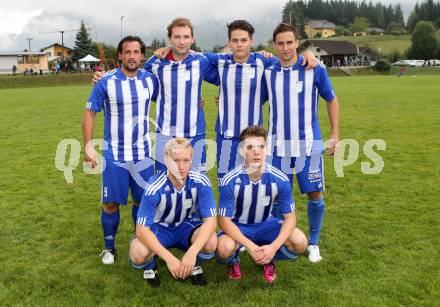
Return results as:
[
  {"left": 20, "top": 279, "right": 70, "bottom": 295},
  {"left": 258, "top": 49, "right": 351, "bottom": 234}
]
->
[
  {"left": 306, "top": 20, "right": 337, "bottom": 29},
  {"left": 301, "top": 40, "right": 358, "bottom": 55},
  {"left": 40, "top": 43, "right": 73, "bottom": 51},
  {"left": 0, "top": 52, "right": 46, "bottom": 56}
]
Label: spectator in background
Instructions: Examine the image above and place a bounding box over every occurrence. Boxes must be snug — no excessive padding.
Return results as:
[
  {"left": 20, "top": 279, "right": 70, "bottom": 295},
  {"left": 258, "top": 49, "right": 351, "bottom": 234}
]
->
[{"left": 12, "top": 65, "right": 17, "bottom": 76}]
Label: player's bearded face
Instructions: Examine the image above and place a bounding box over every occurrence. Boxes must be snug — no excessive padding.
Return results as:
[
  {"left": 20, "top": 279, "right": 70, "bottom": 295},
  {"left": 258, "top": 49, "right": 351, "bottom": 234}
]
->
[
  {"left": 166, "top": 147, "right": 193, "bottom": 182},
  {"left": 241, "top": 137, "right": 267, "bottom": 171},
  {"left": 274, "top": 32, "right": 299, "bottom": 63},
  {"left": 119, "top": 41, "right": 143, "bottom": 72},
  {"left": 169, "top": 26, "right": 194, "bottom": 57}
]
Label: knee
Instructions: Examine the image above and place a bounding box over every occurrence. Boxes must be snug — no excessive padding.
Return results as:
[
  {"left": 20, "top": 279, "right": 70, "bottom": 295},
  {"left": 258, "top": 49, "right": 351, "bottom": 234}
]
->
[
  {"left": 103, "top": 203, "right": 119, "bottom": 214},
  {"left": 307, "top": 191, "right": 323, "bottom": 201},
  {"left": 129, "top": 240, "right": 151, "bottom": 264},
  {"left": 285, "top": 228, "right": 307, "bottom": 254},
  {"left": 216, "top": 236, "right": 237, "bottom": 259},
  {"left": 202, "top": 234, "right": 217, "bottom": 254}
]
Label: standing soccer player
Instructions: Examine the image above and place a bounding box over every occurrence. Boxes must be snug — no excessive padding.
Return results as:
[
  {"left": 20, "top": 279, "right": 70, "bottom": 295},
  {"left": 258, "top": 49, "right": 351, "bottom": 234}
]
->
[
  {"left": 265, "top": 23, "right": 340, "bottom": 262},
  {"left": 130, "top": 138, "right": 217, "bottom": 287},
  {"left": 82, "top": 36, "right": 157, "bottom": 264},
  {"left": 145, "top": 17, "right": 219, "bottom": 174},
  {"left": 94, "top": 18, "right": 219, "bottom": 174},
  {"left": 216, "top": 126, "right": 307, "bottom": 285}
]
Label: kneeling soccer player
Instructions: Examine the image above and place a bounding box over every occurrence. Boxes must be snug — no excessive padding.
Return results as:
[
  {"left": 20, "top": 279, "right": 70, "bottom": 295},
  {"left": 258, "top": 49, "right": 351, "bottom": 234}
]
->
[
  {"left": 216, "top": 125, "right": 307, "bottom": 285},
  {"left": 130, "top": 138, "right": 217, "bottom": 287}
]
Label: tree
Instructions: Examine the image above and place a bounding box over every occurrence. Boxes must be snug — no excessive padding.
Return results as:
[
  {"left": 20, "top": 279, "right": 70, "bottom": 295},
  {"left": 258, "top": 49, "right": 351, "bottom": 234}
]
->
[
  {"left": 408, "top": 21, "right": 438, "bottom": 60},
  {"left": 72, "top": 20, "right": 94, "bottom": 61},
  {"left": 151, "top": 38, "right": 166, "bottom": 49},
  {"left": 350, "top": 16, "right": 369, "bottom": 33},
  {"left": 386, "top": 22, "right": 404, "bottom": 34}
]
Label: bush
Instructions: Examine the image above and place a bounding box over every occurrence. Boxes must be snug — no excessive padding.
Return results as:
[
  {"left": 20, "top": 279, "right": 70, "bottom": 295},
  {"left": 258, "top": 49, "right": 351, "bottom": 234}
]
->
[{"left": 374, "top": 58, "right": 391, "bottom": 72}]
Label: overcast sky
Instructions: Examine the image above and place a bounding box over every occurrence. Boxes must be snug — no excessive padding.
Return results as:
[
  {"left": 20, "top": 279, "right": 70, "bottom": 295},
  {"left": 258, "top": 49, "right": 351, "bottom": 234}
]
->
[{"left": 0, "top": 0, "right": 416, "bottom": 52}]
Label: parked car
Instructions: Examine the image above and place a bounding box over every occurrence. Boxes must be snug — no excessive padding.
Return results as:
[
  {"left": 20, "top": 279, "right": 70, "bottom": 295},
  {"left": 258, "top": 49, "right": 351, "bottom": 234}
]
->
[
  {"left": 424, "top": 59, "right": 440, "bottom": 66},
  {"left": 391, "top": 60, "right": 410, "bottom": 66},
  {"left": 407, "top": 60, "right": 425, "bottom": 67}
]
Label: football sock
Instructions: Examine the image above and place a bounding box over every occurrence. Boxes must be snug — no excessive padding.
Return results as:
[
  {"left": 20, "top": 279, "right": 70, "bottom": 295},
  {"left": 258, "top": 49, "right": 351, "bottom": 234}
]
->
[
  {"left": 196, "top": 252, "right": 214, "bottom": 266},
  {"left": 101, "top": 209, "right": 120, "bottom": 250},
  {"left": 274, "top": 245, "right": 298, "bottom": 261},
  {"left": 131, "top": 205, "right": 139, "bottom": 231},
  {"left": 307, "top": 197, "right": 325, "bottom": 245}
]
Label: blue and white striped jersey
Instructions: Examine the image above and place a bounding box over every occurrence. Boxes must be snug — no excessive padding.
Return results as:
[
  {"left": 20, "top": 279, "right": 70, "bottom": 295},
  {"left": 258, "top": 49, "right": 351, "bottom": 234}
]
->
[
  {"left": 137, "top": 171, "right": 217, "bottom": 228},
  {"left": 86, "top": 68, "right": 158, "bottom": 161},
  {"left": 205, "top": 52, "right": 276, "bottom": 138},
  {"left": 265, "top": 56, "right": 336, "bottom": 157},
  {"left": 144, "top": 52, "right": 219, "bottom": 138},
  {"left": 218, "top": 163, "right": 295, "bottom": 224}
]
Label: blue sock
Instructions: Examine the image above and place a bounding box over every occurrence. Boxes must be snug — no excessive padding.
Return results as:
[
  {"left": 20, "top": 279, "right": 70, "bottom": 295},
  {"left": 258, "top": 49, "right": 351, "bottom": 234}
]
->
[
  {"left": 215, "top": 251, "right": 240, "bottom": 265},
  {"left": 132, "top": 205, "right": 139, "bottom": 231},
  {"left": 274, "top": 245, "right": 299, "bottom": 262},
  {"left": 131, "top": 257, "right": 157, "bottom": 271},
  {"left": 307, "top": 197, "right": 325, "bottom": 245},
  {"left": 101, "top": 209, "right": 120, "bottom": 250},
  {"left": 196, "top": 252, "right": 214, "bottom": 266}
]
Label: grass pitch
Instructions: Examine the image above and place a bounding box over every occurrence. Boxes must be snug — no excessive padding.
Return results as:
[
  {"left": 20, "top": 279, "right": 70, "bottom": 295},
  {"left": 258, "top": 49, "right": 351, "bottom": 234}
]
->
[{"left": 0, "top": 75, "right": 439, "bottom": 306}]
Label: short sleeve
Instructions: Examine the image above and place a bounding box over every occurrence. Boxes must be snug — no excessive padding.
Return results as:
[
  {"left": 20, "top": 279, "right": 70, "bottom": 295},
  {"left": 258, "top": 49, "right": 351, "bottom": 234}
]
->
[
  {"left": 276, "top": 180, "right": 295, "bottom": 215},
  {"left": 150, "top": 75, "right": 159, "bottom": 101},
  {"left": 196, "top": 183, "right": 217, "bottom": 219},
  {"left": 315, "top": 65, "right": 336, "bottom": 102},
  {"left": 218, "top": 182, "right": 235, "bottom": 218},
  {"left": 144, "top": 55, "right": 158, "bottom": 73},
  {"left": 137, "top": 192, "right": 161, "bottom": 227},
  {"left": 85, "top": 80, "right": 106, "bottom": 112},
  {"left": 201, "top": 57, "right": 220, "bottom": 85}
]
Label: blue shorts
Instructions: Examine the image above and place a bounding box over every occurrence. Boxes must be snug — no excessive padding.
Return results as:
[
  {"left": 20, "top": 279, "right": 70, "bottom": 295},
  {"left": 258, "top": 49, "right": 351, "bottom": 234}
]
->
[
  {"left": 101, "top": 157, "right": 154, "bottom": 204},
  {"left": 219, "top": 217, "right": 283, "bottom": 246},
  {"left": 269, "top": 154, "right": 325, "bottom": 194},
  {"left": 216, "top": 134, "right": 242, "bottom": 180},
  {"left": 155, "top": 133, "right": 206, "bottom": 174},
  {"left": 150, "top": 219, "right": 202, "bottom": 251}
]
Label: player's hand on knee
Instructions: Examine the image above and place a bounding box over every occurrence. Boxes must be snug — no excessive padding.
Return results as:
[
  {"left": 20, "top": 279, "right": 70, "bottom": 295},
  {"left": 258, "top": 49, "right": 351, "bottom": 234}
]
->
[
  {"left": 166, "top": 257, "right": 182, "bottom": 279},
  {"left": 247, "top": 244, "right": 263, "bottom": 263},
  {"left": 91, "top": 71, "right": 105, "bottom": 85},
  {"left": 255, "top": 245, "right": 276, "bottom": 265}
]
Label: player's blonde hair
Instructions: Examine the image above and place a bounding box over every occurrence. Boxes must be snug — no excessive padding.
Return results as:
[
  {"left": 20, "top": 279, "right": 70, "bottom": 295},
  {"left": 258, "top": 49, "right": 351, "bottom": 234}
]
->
[{"left": 164, "top": 137, "right": 193, "bottom": 157}]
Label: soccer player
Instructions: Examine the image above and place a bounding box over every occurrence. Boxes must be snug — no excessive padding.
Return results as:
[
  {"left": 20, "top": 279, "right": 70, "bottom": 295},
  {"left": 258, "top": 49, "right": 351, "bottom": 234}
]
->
[
  {"left": 93, "top": 17, "right": 219, "bottom": 174},
  {"left": 265, "top": 23, "right": 340, "bottom": 262},
  {"left": 216, "top": 125, "right": 307, "bottom": 285},
  {"left": 82, "top": 36, "right": 157, "bottom": 264},
  {"left": 130, "top": 138, "right": 217, "bottom": 287}
]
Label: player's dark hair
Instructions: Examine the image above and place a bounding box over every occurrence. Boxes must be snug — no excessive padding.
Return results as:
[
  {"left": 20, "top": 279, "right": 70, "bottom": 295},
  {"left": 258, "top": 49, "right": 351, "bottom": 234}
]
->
[
  {"left": 273, "top": 23, "right": 300, "bottom": 42},
  {"left": 167, "top": 17, "right": 194, "bottom": 38},
  {"left": 239, "top": 125, "right": 267, "bottom": 142},
  {"left": 117, "top": 36, "right": 146, "bottom": 54},
  {"left": 227, "top": 20, "right": 255, "bottom": 39}
]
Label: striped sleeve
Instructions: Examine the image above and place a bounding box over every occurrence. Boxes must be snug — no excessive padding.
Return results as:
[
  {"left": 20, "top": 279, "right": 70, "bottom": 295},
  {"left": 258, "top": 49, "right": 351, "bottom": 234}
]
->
[
  {"left": 85, "top": 80, "right": 106, "bottom": 112},
  {"left": 315, "top": 65, "right": 336, "bottom": 102},
  {"left": 196, "top": 182, "right": 217, "bottom": 219}
]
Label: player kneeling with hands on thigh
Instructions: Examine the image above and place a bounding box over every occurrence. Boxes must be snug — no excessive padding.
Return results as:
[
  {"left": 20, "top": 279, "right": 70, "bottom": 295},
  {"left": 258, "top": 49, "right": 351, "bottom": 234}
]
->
[
  {"left": 216, "top": 125, "right": 307, "bottom": 285},
  {"left": 130, "top": 138, "right": 217, "bottom": 287}
]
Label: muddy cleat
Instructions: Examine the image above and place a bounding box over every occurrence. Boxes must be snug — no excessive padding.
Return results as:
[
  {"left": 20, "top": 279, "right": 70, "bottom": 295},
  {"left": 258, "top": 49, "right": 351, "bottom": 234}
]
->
[
  {"left": 263, "top": 262, "right": 277, "bottom": 285},
  {"left": 307, "top": 245, "right": 323, "bottom": 263},
  {"left": 190, "top": 266, "right": 207, "bottom": 286},
  {"left": 99, "top": 248, "right": 117, "bottom": 265},
  {"left": 143, "top": 267, "right": 160, "bottom": 288},
  {"left": 228, "top": 262, "right": 242, "bottom": 280}
]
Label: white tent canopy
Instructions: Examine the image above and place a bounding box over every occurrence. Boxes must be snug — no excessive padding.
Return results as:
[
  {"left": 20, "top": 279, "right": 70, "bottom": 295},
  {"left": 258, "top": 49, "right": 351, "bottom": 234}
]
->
[{"left": 78, "top": 54, "right": 100, "bottom": 62}]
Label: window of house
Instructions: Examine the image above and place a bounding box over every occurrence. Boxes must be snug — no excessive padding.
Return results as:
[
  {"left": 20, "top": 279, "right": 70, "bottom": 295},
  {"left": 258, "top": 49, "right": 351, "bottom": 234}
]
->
[
  {"left": 17, "top": 56, "right": 24, "bottom": 64},
  {"left": 57, "top": 52, "right": 62, "bottom": 56}
]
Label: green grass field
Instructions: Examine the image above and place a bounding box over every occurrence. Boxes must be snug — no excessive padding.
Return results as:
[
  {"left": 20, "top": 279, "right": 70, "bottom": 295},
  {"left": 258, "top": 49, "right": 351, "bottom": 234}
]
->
[{"left": 0, "top": 75, "right": 439, "bottom": 306}]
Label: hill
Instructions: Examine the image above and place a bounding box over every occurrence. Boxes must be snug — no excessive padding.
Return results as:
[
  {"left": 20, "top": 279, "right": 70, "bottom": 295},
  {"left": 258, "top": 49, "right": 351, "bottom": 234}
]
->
[{"left": 323, "top": 35, "right": 411, "bottom": 54}]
